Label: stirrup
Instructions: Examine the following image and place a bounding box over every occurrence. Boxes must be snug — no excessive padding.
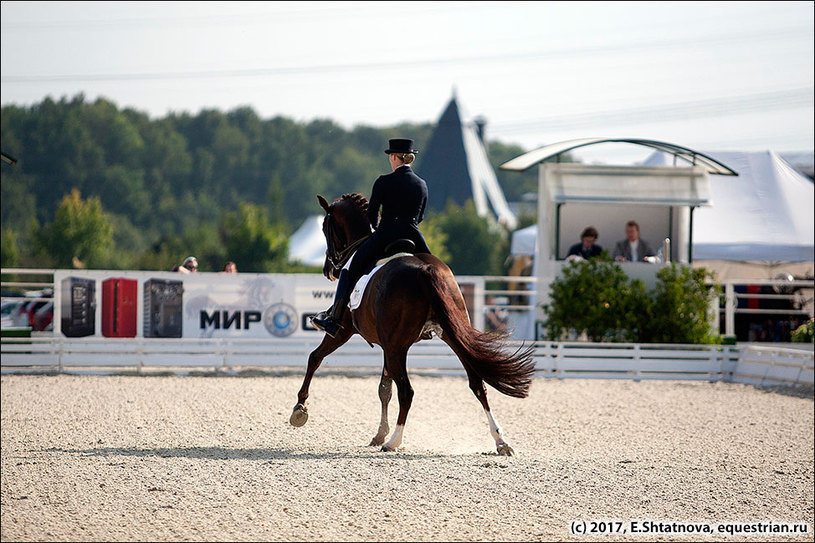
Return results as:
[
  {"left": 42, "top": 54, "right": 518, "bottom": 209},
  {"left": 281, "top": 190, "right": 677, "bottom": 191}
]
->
[
  {"left": 311, "top": 311, "right": 329, "bottom": 332},
  {"left": 312, "top": 313, "right": 342, "bottom": 338}
]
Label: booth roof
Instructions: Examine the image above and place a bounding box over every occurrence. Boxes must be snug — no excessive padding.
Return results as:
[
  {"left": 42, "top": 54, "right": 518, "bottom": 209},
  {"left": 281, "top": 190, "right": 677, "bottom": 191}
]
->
[{"left": 499, "top": 138, "right": 738, "bottom": 176}]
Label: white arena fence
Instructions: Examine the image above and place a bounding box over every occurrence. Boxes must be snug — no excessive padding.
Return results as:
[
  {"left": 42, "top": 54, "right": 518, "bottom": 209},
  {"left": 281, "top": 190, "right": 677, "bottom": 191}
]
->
[
  {"left": 1, "top": 336, "right": 812, "bottom": 388},
  {"left": 2, "top": 268, "right": 812, "bottom": 387}
]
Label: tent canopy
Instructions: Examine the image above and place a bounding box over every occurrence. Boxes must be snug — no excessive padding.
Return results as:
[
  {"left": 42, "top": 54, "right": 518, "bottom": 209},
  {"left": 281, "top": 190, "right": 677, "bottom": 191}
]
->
[
  {"left": 645, "top": 150, "right": 813, "bottom": 262},
  {"left": 511, "top": 224, "right": 537, "bottom": 256}
]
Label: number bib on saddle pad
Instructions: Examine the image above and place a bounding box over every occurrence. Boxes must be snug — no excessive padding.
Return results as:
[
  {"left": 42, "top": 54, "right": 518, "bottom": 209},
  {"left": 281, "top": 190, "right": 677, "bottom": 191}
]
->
[{"left": 348, "top": 253, "right": 413, "bottom": 310}]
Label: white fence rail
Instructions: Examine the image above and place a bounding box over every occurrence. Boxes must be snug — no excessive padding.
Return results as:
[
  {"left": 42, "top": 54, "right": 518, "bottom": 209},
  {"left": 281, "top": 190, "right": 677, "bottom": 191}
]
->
[
  {"left": 2, "top": 268, "right": 813, "bottom": 387},
  {"left": 2, "top": 336, "right": 811, "bottom": 388}
]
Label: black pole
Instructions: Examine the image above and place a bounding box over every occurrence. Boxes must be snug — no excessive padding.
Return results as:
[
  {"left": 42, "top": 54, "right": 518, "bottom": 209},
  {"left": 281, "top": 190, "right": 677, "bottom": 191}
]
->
[
  {"left": 688, "top": 206, "right": 695, "bottom": 263},
  {"left": 555, "top": 204, "right": 562, "bottom": 259}
]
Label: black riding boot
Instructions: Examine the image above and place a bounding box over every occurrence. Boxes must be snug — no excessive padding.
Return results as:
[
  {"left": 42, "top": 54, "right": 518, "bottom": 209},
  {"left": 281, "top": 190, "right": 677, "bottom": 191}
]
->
[{"left": 312, "top": 269, "right": 350, "bottom": 338}]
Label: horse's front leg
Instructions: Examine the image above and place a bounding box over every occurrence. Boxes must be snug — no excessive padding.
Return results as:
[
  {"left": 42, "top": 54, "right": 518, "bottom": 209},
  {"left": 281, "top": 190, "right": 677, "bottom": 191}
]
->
[
  {"left": 290, "top": 327, "right": 353, "bottom": 427},
  {"left": 381, "top": 350, "right": 412, "bottom": 452},
  {"left": 467, "top": 373, "right": 514, "bottom": 456},
  {"left": 369, "top": 367, "right": 393, "bottom": 446}
]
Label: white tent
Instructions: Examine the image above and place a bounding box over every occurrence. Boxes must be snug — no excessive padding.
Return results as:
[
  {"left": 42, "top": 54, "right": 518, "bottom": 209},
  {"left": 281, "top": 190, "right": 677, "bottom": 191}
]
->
[
  {"left": 510, "top": 223, "right": 537, "bottom": 256},
  {"left": 644, "top": 150, "right": 814, "bottom": 262},
  {"left": 288, "top": 215, "right": 326, "bottom": 267},
  {"left": 511, "top": 150, "right": 814, "bottom": 264}
]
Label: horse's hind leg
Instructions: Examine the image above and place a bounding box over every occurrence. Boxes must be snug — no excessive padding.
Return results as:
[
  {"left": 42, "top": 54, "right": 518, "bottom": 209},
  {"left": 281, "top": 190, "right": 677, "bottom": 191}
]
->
[
  {"left": 466, "top": 370, "right": 515, "bottom": 456},
  {"left": 381, "top": 349, "right": 412, "bottom": 452},
  {"left": 369, "top": 367, "right": 393, "bottom": 446},
  {"left": 290, "top": 327, "right": 353, "bottom": 427}
]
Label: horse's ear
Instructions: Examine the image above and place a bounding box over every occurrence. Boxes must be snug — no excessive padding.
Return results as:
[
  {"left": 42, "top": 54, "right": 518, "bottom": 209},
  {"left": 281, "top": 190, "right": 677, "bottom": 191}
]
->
[{"left": 317, "top": 195, "right": 331, "bottom": 213}]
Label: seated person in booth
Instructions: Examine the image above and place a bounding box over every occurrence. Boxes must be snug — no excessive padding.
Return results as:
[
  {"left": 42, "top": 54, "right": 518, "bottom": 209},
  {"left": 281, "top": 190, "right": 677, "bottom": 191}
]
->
[
  {"left": 566, "top": 226, "right": 603, "bottom": 260},
  {"left": 612, "top": 220, "right": 655, "bottom": 262}
]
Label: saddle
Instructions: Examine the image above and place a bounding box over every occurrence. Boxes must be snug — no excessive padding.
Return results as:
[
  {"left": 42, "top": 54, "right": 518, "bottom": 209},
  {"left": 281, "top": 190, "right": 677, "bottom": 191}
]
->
[
  {"left": 352, "top": 239, "right": 418, "bottom": 309},
  {"left": 380, "top": 239, "right": 416, "bottom": 262}
]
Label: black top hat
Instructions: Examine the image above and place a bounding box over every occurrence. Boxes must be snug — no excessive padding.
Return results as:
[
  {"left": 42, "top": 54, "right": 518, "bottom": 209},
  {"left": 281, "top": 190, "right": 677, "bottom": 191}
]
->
[{"left": 385, "top": 138, "right": 418, "bottom": 155}]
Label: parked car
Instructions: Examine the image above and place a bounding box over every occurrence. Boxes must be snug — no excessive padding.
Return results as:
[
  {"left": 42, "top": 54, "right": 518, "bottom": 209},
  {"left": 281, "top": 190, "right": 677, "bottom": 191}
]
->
[
  {"left": 5, "top": 289, "right": 53, "bottom": 330},
  {"left": 8, "top": 300, "right": 34, "bottom": 327},
  {"left": 1, "top": 300, "right": 26, "bottom": 328},
  {"left": 32, "top": 301, "right": 54, "bottom": 332}
]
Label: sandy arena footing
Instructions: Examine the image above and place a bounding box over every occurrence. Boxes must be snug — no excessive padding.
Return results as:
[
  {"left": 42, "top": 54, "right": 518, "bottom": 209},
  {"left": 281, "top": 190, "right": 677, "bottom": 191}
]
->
[{"left": 1, "top": 371, "right": 813, "bottom": 542}]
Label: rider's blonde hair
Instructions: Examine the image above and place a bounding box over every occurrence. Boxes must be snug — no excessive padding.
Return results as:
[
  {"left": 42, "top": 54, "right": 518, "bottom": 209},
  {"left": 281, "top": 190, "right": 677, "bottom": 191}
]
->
[{"left": 393, "top": 153, "right": 415, "bottom": 165}]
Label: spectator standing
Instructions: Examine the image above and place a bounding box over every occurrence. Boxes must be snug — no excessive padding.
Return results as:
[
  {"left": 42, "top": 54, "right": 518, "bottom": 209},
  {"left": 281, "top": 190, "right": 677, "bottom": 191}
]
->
[{"left": 172, "top": 256, "right": 199, "bottom": 273}]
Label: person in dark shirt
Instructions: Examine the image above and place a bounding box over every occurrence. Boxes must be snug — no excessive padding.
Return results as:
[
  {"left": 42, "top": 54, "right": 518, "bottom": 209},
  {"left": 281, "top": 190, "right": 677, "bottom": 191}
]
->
[
  {"left": 312, "top": 138, "right": 431, "bottom": 338},
  {"left": 566, "top": 226, "right": 603, "bottom": 260}
]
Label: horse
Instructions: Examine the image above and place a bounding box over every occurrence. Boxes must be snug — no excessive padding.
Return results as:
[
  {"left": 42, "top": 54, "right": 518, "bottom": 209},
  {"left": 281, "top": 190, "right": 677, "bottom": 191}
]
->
[{"left": 290, "top": 193, "right": 536, "bottom": 455}]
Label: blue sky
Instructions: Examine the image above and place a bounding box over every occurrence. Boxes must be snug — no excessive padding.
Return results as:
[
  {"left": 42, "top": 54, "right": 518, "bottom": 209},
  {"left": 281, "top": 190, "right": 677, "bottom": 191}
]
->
[{"left": 2, "top": 1, "right": 812, "bottom": 163}]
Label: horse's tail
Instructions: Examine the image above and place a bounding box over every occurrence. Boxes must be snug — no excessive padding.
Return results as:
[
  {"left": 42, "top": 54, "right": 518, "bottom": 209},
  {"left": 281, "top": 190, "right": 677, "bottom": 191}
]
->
[{"left": 419, "top": 263, "right": 536, "bottom": 398}]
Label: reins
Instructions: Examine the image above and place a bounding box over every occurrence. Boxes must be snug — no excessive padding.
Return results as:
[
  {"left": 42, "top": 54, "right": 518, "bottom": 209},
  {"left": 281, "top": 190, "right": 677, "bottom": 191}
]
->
[{"left": 325, "top": 213, "right": 370, "bottom": 272}]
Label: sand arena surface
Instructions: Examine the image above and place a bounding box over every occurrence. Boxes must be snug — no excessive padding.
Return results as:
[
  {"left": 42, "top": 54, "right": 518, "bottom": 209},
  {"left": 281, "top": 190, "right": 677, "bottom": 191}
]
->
[{"left": 1, "top": 370, "right": 813, "bottom": 542}]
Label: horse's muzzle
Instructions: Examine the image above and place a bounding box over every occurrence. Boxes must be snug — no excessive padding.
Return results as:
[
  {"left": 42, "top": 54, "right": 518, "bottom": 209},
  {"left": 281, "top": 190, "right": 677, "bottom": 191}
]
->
[{"left": 325, "top": 264, "right": 339, "bottom": 282}]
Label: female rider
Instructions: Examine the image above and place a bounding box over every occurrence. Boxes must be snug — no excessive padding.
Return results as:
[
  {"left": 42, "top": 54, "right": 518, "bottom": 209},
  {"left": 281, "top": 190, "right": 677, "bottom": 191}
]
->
[{"left": 312, "top": 138, "right": 432, "bottom": 337}]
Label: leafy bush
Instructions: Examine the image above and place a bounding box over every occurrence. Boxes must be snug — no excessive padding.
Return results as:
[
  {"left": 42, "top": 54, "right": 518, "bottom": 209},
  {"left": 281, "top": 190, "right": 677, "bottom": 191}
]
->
[
  {"left": 542, "top": 260, "right": 720, "bottom": 344},
  {"left": 791, "top": 319, "right": 814, "bottom": 343},
  {"left": 641, "top": 264, "right": 721, "bottom": 344},
  {"left": 541, "top": 254, "right": 649, "bottom": 342}
]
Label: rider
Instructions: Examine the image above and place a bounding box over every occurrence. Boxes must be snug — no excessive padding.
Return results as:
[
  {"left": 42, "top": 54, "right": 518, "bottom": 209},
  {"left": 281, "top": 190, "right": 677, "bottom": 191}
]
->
[{"left": 312, "top": 138, "right": 432, "bottom": 338}]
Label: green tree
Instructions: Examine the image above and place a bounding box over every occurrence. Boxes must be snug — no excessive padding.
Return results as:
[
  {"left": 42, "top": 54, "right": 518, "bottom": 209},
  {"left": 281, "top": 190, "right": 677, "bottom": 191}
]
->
[
  {"left": 222, "top": 202, "right": 289, "bottom": 272},
  {"left": 1, "top": 228, "right": 20, "bottom": 268},
  {"left": 183, "top": 223, "right": 227, "bottom": 272},
  {"left": 417, "top": 216, "right": 451, "bottom": 264},
  {"left": 430, "top": 200, "right": 508, "bottom": 275},
  {"left": 34, "top": 189, "right": 113, "bottom": 268},
  {"left": 0, "top": 95, "right": 521, "bottom": 269},
  {"left": 131, "top": 233, "right": 187, "bottom": 272}
]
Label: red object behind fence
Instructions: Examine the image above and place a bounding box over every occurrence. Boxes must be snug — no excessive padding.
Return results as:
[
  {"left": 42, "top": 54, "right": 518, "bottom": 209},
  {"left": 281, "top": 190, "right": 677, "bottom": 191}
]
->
[{"left": 102, "top": 278, "right": 137, "bottom": 337}]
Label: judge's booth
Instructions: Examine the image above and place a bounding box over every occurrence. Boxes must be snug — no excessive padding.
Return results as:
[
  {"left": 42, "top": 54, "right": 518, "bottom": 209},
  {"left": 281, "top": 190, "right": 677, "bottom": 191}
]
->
[{"left": 499, "top": 138, "right": 737, "bottom": 340}]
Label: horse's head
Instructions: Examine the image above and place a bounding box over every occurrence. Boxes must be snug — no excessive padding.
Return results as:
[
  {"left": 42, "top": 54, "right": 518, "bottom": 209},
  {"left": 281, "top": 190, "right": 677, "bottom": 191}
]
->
[{"left": 317, "top": 194, "right": 372, "bottom": 281}]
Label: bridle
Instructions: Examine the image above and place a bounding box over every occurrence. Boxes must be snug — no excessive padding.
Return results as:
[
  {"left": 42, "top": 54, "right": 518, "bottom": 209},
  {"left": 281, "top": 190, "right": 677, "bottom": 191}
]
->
[{"left": 324, "top": 211, "right": 370, "bottom": 277}]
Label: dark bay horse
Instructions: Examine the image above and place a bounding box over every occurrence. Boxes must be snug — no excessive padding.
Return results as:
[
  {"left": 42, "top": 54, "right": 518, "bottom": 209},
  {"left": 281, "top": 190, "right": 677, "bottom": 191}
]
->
[{"left": 290, "top": 193, "right": 535, "bottom": 455}]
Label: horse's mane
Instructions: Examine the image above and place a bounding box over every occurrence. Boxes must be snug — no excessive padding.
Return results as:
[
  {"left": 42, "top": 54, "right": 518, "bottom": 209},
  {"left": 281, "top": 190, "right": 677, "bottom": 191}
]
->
[
  {"left": 338, "top": 193, "right": 369, "bottom": 216},
  {"left": 330, "top": 193, "right": 372, "bottom": 240}
]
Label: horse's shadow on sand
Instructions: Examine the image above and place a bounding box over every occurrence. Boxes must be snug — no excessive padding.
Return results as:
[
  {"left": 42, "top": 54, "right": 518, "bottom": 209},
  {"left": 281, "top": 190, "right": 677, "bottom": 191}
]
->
[{"left": 37, "top": 446, "right": 461, "bottom": 461}]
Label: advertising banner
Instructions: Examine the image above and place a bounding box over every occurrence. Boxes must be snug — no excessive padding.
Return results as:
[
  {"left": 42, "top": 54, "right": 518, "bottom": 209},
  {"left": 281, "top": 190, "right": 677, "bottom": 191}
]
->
[
  {"left": 53, "top": 271, "right": 335, "bottom": 339},
  {"left": 52, "top": 270, "right": 484, "bottom": 340}
]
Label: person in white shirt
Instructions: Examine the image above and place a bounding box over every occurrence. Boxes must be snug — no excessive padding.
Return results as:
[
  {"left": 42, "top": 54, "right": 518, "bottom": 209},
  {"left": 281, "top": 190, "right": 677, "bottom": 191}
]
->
[{"left": 612, "top": 220, "right": 654, "bottom": 262}]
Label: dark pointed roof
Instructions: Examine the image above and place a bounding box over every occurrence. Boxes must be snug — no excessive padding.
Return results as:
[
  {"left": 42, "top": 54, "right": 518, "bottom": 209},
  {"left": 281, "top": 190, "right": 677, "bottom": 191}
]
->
[
  {"left": 417, "top": 97, "right": 517, "bottom": 228},
  {"left": 418, "top": 98, "right": 471, "bottom": 210}
]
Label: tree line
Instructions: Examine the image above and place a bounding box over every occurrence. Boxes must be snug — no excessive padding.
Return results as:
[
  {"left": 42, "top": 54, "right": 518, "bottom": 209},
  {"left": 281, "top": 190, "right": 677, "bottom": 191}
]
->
[{"left": 1, "top": 94, "right": 539, "bottom": 275}]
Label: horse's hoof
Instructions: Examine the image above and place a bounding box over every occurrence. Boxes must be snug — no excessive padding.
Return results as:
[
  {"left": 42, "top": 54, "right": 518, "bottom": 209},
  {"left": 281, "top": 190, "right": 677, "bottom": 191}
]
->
[
  {"left": 380, "top": 445, "right": 396, "bottom": 452},
  {"left": 497, "top": 443, "right": 515, "bottom": 456},
  {"left": 369, "top": 436, "right": 385, "bottom": 447},
  {"left": 290, "top": 405, "right": 308, "bottom": 427}
]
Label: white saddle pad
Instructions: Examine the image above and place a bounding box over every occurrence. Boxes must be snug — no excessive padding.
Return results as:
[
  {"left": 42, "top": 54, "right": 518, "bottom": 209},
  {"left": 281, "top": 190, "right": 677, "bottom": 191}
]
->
[{"left": 348, "top": 253, "right": 412, "bottom": 310}]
